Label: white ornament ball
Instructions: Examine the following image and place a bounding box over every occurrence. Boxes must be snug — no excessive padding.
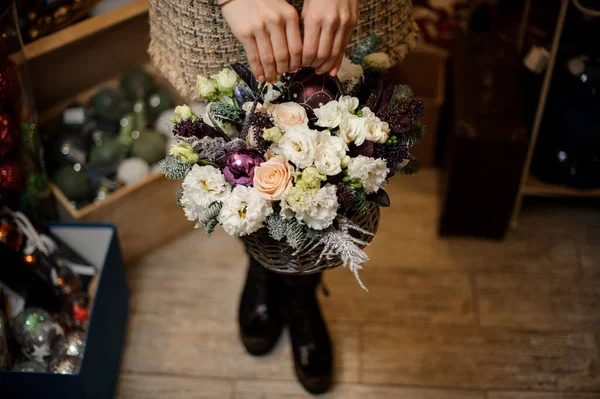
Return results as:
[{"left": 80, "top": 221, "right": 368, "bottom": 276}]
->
[
  {"left": 117, "top": 158, "right": 150, "bottom": 186},
  {"left": 154, "top": 109, "right": 177, "bottom": 136}
]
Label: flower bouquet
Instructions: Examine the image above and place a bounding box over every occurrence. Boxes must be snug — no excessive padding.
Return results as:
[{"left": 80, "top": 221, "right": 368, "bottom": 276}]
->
[{"left": 159, "top": 37, "right": 425, "bottom": 289}]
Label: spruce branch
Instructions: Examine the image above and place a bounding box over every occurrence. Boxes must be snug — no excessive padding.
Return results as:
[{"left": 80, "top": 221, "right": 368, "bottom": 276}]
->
[
  {"left": 199, "top": 202, "right": 223, "bottom": 235},
  {"left": 159, "top": 156, "right": 191, "bottom": 180},
  {"left": 210, "top": 102, "right": 245, "bottom": 125}
]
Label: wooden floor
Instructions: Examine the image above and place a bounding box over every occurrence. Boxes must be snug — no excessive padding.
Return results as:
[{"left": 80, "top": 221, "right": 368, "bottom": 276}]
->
[{"left": 116, "top": 170, "right": 600, "bottom": 398}]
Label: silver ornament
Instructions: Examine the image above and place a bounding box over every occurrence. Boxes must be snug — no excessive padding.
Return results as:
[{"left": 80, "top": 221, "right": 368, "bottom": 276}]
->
[
  {"left": 13, "top": 360, "right": 47, "bottom": 372},
  {"left": 117, "top": 157, "right": 150, "bottom": 186},
  {"left": 49, "top": 355, "right": 81, "bottom": 375},
  {"left": 54, "top": 330, "right": 86, "bottom": 359},
  {"left": 13, "top": 308, "right": 64, "bottom": 363}
]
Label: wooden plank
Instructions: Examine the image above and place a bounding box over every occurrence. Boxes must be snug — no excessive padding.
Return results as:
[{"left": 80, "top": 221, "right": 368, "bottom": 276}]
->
[
  {"left": 22, "top": 0, "right": 149, "bottom": 61},
  {"left": 580, "top": 227, "right": 600, "bottom": 277},
  {"left": 121, "top": 313, "right": 360, "bottom": 383},
  {"left": 234, "top": 380, "right": 484, "bottom": 399},
  {"left": 488, "top": 393, "right": 600, "bottom": 399},
  {"left": 523, "top": 176, "right": 600, "bottom": 199},
  {"left": 476, "top": 270, "right": 600, "bottom": 330},
  {"left": 321, "top": 266, "right": 474, "bottom": 326},
  {"left": 362, "top": 325, "right": 600, "bottom": 390},
  {"left": 116, "top": 373, "right": 234, "bottom": 399}
]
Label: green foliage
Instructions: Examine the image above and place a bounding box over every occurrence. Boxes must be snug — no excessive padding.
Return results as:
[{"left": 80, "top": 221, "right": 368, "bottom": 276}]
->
[
  {"left": 340, "top": 182, "right": 369, "bottom": 215},
  {"left": 267, "top": 214, "right": 307, "bottom": 249},
  {"left": 211, "top": 102, "right": 244, "bottom": 125},
  {"left": 176, "top": 188, "right": 184, "bottom": 207},
  {"left": 400, "top": 155, "right": 420, "bottom": 175},
  {"left": 404, "top": 121, "right": 425, "bottom": 148},
  {"left": 159, "top": 156, "right": 191, "bottom": 180},
  {"left": 200, "top": 202, "right": 223, "bottom": 235}
]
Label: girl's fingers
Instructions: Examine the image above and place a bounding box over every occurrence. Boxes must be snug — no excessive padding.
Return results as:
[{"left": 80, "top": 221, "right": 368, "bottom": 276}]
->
[
  {"left": 255, "top": 28, "right": 278, "bottom": 83},
  {"left": 268, "top": 24, "right": 290, "bottom": 75},
  {"left": 302, "top": 22, "right": 320, "bottom": 67},
  {"left": 239, "top": 35, "right": 265, "bottom": 82},
  {"left": 330, "top": 26, "right": 355, "bottom": 76},
  {"left": 285, "top": 12, "right": 303, "bottom": 72},
  {"left": 312, "top": 20, "right": 336, "bottom": 73}
]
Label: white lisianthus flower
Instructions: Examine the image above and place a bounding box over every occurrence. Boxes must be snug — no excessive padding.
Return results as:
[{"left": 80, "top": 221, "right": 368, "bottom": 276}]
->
[
  {"left": 314, "top": 101, "right": 343, "bottom": 129},
  {"left": 242, "top": 101, "right": 266, "bottom": 113},
  {"left": 269, "top": 102, "right": 308, "bottom": 132},
  {"left": 211, "top": 68, "right": 238, "bottom": 95},
  {"left": 365, "top": 119, "right": 391, "bottom": 144},
  {"left": 338, "top": 114, "right": 368, "bottom": 146},
  {"left": 196, "top": 75, "right": 217, "bottom": 100},
  {"left": 314, "top": 133, "right": 347, "bottom": 176},
  {"left": 276, "top": 125, "right": 319, "bottom": 169},
  {"left": 218, "top": 185, "right": 273, "bottom": 236},
  {"left": 173, "top": 105, "right": 197, "bottom": 122},
  {"left": 338, "top": 95, "right": 359, "bottom": 113},
  {"left": 347, "top": 155, "right": 389, "bottom": 193},
  {"left": 337, "top": 56, "right": 364, "bottom": 92},
  {"left": 281, "top": 185, "right": 339, "bottom": 230},
  {"left": 363, "top": 52, "right": 392, "bottom": 71},
  {"left": 218, "top": 94, "right": 235, "bottom": 106},
  {"left": 181, "top": 165, "right": 231, "bottom": 223},
  {"left": 360, "top": 106, "right": 377, "bottom": 121}
]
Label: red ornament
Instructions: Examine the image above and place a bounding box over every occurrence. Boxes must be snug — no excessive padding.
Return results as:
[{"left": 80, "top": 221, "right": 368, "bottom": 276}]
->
[
  {"left": 0, "top": 60, "right": 20, "bottom": 104},
  {"left": 284, "top": 67, "right": 342, "bottom": 121},
  {"left": 0, "top": 160, "right": 25, "bottom": 192},
  {"left": 0, "top": 112, "right": 19, "bottom": 156}
]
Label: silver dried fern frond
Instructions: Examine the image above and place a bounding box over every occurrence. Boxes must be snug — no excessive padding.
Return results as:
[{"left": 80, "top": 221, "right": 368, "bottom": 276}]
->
[
  {"left": 305, "top": 215, "right": 374, "bottom": 291},
  {"left": 267, "top": 214, "right": 312, "bottom": 249}
]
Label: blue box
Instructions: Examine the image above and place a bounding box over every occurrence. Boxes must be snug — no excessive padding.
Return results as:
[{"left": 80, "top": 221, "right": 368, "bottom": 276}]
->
[{"left": 0, "top": 223, "right": 130, "bottom": 399}]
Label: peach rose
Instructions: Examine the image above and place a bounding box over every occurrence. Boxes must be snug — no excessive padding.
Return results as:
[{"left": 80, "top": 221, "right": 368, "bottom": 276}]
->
[
  {"left": 253, "top": 156, "right": 294, "bottom": 200},
  {"left": 269, "top": 102, "right": 308, "bottom": 132}
]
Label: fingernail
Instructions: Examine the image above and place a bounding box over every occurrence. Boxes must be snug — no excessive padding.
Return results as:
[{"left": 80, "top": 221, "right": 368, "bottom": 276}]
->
[
  {"left": 258, "top": 75, "right": 265, "bottom": 83},
  {"left": 330, "top": 69, "right": 338, "bottom": 76}
]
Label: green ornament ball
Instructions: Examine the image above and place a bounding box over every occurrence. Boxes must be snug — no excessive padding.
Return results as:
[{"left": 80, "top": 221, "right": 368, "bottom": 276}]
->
[
  {"left": 91, "top": 87, "right": 125, "bottom": 123},
  {"left": 54, "top": 166, "right": 92, "bottom": 201},
  {"left": 120, "top": 68, "right": 154, "bottom": 101},
  {"left": 147, "top": 88, "right": 174, "bottom": 122},
  {"left": 131, "top": 131, "right": 166, "bottom": 165},
  {"left": 89, "top": 138, "right": 126, "bottom": 176}
]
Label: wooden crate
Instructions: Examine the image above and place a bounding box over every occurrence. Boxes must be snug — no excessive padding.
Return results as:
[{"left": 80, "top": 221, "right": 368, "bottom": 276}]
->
[
  {"left": 30, "top": 1, "right": 194, "bottom": 263},
  {"left": 390, "top": 44, "right": 448, "bottom": 167}
]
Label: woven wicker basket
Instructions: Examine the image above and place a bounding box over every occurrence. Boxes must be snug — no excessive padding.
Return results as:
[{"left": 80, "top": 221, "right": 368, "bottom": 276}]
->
[
  {"left": 243, "top": 205, "right": 380, "bottom": 275},
  {"left": 148, "top": 0, "right": 418, "bottom": 99}
]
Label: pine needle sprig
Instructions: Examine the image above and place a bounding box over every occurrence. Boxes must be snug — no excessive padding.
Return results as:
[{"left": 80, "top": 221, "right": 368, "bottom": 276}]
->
[
  {"left": 159, "top": 156, "right": 191, "bottom": 180},
  {"left": 199, "top": 202, "right": 223, "bottom": 235}
]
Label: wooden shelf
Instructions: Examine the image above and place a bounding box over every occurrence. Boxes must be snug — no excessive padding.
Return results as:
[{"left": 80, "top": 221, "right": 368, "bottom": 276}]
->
[
  {"left": 21, "top": 0, "right": 148, "bottom": 61},
  {"left": 523, "top": 175, "right": 600, "bottom": 198}
]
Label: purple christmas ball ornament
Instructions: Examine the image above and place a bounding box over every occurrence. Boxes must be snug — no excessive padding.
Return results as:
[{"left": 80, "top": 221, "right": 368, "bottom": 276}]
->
[
  {"left": 223, "top": 147, "right": 264, "bottom": 186},
  {"left": 284, "top": 67, "right": 342, "bottom": 121}
]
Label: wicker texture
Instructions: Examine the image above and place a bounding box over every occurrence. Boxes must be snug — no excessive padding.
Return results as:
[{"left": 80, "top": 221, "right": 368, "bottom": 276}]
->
[
  {"left": 243, "top": 205, "right": 380, "bottom": 275},
  {"left": 148, "top": 0, "right": 418, "bottom": 99}
]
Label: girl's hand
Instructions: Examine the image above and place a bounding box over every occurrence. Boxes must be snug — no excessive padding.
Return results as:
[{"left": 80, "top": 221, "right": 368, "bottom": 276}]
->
[
  {"left": 301, "top": 0, "right": 358, "bottom": 76},
  {"left": 221, "top": 0, "right": 303, "bottom": 83}
]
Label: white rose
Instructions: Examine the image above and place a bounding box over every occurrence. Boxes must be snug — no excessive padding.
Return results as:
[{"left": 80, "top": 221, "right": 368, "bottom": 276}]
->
[
  {"left": 365, "top": 119, "right": 390, "bottom": 144},
  {"left": 338, "top": 95, "right": 359, "bottom": 113},
  {"left": 181, "top": 165, "right": 231, "bottom": 224},
  {"left": 314, "top": 133, "right": 347, "bottom": 176},
  {"left": 276, "top": 125, "right": 319, "bottom": 169},
  {"left": 337, "top": 114, "right": 368, "bottom": 146},
  {"left": 211, "top": 68, "right": 238, "bottom": 95},
  {"left": 218, "top": 186, "right": 273, "bottom": 236},
  {"left": 314, "top": 101, "right": 343, "bottom": 129},
  {"left": 196, "top": 75, "right": 217, "bottom": 100},
  {"left": 347, "top": 155, "right": 389, "bottom": 193},
  {"left": 269, "top": 102, "right": 308, "bottom": 132}
]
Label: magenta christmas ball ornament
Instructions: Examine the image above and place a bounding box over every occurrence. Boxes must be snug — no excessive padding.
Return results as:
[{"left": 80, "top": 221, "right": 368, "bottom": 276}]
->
[
  {"left": 283, "top": 67, "right": 343, "bottom": 121},
  {"left": 223, "top": 147, "right": 264, "bottom": 186}
]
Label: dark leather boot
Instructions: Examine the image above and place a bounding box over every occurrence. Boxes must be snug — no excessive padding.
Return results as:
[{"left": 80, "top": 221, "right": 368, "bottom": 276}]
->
[
  {"left": 281, "top": 273, "right": 333, "bottom": 394},
  {"left": 238, "top": 257, "right": 284, "bottom": 356}
]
